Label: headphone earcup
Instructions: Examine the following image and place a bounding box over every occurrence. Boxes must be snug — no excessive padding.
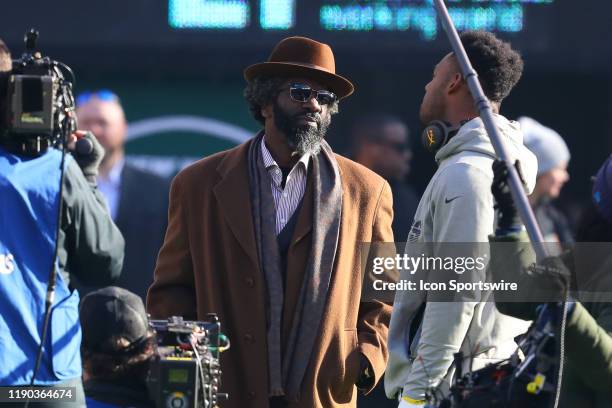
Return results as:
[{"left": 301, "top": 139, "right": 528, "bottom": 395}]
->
[{"left": 421, "top": 120, "right": 450, "bottom": 153}]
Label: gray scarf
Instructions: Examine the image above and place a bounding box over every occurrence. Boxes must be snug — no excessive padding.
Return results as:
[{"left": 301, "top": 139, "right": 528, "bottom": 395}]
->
[{"left": 248, "top": 132, "right": 342, "bottom": 399}]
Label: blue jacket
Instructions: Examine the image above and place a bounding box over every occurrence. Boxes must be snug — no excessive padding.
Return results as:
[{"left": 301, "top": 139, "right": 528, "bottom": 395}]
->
[{"left": 0, "top": 146, "right": 124, "bottom": 385}]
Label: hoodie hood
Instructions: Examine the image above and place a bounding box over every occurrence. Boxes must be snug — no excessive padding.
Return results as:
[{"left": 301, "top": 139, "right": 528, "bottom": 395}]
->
[{"left": 434, "top": 115, "right": 538, "bottom": 193}]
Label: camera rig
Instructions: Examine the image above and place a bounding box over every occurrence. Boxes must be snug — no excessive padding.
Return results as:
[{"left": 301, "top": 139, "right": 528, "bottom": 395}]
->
[
  {"left": 147, "top": 315, "right": 230, "bottom": 408},
  {"left": 0, "top": 29, "right": 76, "bottom": 155},
  {"left": 428, "top": 306, "right": 559, "bottom": 408}
]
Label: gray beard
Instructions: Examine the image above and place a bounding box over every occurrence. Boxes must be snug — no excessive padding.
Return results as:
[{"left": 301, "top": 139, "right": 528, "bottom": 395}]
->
[
  {"left": 289, "top": 126, "right": 323, "bottom": 156},
  {"left": 273, "top": 102, "right": 331, "bottom": 156}
]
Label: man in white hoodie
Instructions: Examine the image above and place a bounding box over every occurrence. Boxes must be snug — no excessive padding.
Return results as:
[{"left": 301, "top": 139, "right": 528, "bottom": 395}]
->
[{"left": 385, "top": 31, "right": 538, "bottom": 406}]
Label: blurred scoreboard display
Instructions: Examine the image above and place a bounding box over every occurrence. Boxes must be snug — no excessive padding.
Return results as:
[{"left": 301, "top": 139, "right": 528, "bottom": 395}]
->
[
  {"left": 1, "top": 1, "right": 556, "bottom": 46},
  {"left": 166, "top": 0, "right": 556, "bottom": 49},
  {"left": 3, "top": 0, "right": 611, "bottom": 69},
  {"left": 168, "top": 0, "right": 550, "bottom": 36}
]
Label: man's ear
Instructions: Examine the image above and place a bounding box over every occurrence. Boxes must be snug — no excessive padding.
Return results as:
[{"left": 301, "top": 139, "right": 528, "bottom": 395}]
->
[{"left": 447, "top": 72, "right": 464, "bottom": 94}]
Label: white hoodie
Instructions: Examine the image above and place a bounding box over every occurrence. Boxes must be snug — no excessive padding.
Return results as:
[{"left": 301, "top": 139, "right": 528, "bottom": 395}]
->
[{"left": 385, "top": 115, "right": 538, "bottom": 401}]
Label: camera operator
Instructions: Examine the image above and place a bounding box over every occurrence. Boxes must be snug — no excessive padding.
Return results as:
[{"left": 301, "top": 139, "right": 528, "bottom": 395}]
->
[
  {"left": 80, "top": 286, "right": 155, "bottom": 407},
  {"left": 489, "top": 156, "right": 612, "bottom": 407},
  {"left": 0, "top": 38, "right": 124, "bottom": 405}
]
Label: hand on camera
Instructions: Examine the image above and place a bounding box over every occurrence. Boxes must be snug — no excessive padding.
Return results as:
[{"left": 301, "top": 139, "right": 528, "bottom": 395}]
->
[{"left": 69, "top": 130, "right": 104, "bottom": 182}]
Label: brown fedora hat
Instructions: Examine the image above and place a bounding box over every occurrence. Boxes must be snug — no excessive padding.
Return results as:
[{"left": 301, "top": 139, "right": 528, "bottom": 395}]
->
[{"left": 244, "top": 36, "right": 354, "bottom": 99}]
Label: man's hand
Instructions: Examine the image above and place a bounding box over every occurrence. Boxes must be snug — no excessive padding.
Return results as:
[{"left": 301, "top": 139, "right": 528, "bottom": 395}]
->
[
  {"left": 497, "top": 255, "right": 573, "bottom": 320},
  {"left": 491, "top": 159, "right": 526, "bottom": 232},
  {"left": 355, "top": 353, "right": 374, "bottom": 390},
  {"left": 69, "top": 130, "right": 104, "bottom": 182},
  {"left": 524, "top": 256, "right": 572, "bottom": 303}
]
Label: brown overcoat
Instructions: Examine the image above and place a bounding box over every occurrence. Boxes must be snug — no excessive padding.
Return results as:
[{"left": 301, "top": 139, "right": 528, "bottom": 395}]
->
[{"left": 147, "top": 137, "right": 395, "bottom": 407}]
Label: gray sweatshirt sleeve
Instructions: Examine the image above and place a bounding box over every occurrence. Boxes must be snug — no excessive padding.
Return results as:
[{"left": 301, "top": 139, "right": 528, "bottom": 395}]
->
[{"left": 401, "top": 163, "right": 494, "bottom": 400}]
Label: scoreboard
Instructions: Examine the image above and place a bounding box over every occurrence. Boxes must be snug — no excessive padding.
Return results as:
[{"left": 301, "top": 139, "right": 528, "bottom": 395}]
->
[
  {"left": 2, "top": 0, "right": 611, "bottom": 71},
  {"left": 168, "top": 0, "right": 554, "bottom": 41}
]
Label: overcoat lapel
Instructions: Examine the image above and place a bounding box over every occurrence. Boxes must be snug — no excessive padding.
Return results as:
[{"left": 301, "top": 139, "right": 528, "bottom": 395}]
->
[{"left": 213, "top": 138, "right": 259, "bottom": 270}]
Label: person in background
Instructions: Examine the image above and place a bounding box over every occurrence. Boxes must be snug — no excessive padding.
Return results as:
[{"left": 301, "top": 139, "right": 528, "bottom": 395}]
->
[
  {"left": 520, "top": 116, "right": 573, "bottom": 250},
  {"left": 489, "top": 155, "right": 612, "bottom": 407},
  {"left": 80, "top": 286, "right": 155, "bottom": 408},
  {"left": 351, "top": 113, "right": 420, "bottom": 241},
  {"left": 76, "top": 92, "right": 169, "bottom": 300},
  {"left": 350, "top": 113, "right": 418, "bottom": 408}
]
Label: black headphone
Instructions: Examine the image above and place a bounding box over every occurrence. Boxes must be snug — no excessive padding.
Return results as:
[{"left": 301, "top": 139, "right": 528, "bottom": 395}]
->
[{"left": 420, "top": 120, "right": 465, "bottom": 153}]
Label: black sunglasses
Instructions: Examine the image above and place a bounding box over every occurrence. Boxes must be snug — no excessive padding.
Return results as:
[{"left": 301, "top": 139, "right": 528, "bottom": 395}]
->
[{"left": 283, "top": 83, "right": 337, "bottom": 105}]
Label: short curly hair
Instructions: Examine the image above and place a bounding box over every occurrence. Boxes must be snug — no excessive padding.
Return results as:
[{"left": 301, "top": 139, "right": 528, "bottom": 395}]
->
[
  {"left": 244, "top": 76, "right": 339, "bottom": 126},
  {"left": 460, "top": 31, "right": 523, "bottom": 104}
]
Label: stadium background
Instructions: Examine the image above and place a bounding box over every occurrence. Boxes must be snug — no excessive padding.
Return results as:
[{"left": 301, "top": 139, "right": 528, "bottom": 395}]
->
[{"left": 2, "top": 0, "right": 611, "bottom": 221}]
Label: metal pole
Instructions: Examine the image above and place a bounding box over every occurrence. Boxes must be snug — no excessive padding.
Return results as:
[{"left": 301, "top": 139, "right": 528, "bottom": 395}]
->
[{"left": 432, "top": 0, "right": 548, "bottom": 261}]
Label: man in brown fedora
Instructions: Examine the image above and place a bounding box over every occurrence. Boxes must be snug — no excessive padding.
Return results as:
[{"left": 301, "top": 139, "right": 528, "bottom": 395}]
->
[{"left": 147, "top": 36, "right": 395, "bottom": 408}]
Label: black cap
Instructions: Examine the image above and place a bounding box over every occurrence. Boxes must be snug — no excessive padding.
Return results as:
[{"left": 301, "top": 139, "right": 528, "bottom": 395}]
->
[{"left": 80, "top": 286, "right": 149, "bottom": 354}]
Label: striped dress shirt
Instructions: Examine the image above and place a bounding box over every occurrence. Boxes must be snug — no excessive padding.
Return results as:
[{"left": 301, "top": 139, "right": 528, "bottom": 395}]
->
[{"left": 260, "top": 137, "right": 310, "bottom": 235}]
